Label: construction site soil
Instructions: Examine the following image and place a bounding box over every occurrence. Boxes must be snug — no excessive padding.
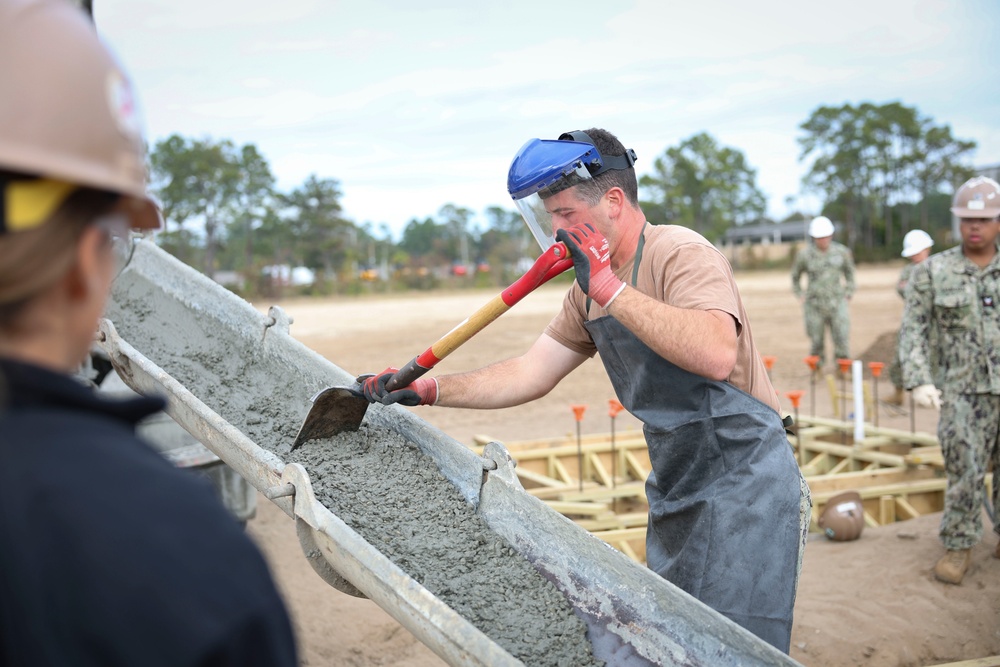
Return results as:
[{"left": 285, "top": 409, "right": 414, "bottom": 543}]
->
[{"left": 238, "top": 264, "right": 1000, "bottom": 667}]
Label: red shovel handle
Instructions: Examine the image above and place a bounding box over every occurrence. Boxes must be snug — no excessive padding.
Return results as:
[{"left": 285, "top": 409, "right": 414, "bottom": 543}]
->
[
  {"left": 501, "top": 242, "right": 574, "bottom": 306},
  {"left": 386, "top": 244, "right": 573, "bottom": 391}
]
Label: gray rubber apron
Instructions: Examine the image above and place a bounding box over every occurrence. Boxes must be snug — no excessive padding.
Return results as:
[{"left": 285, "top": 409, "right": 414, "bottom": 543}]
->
[{"left": 584, "top": 231, "right": 802, "bottom": 652}]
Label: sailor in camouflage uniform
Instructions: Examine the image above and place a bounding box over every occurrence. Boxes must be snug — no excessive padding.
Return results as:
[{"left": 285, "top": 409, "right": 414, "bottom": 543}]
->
[
  {"left": 899, "top": 176, "right": 1000, "bottom": 585},
  {"left": 887, "top": 230, "right": 934, "bottom": 404},
  {"left": 791, "top": 216, "right": 856, "bottom": 369}
]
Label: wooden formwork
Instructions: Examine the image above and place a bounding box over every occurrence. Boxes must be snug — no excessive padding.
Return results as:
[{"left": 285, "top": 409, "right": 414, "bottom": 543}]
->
[
  {"left": 792, "top": 415, "right": 951, "bottom": 530},
  {"left": 474, "top": 416, "right": 993, "bottom": 565},
  {"left": 473, "top": 429, "right": 652, "bottom": 561}
]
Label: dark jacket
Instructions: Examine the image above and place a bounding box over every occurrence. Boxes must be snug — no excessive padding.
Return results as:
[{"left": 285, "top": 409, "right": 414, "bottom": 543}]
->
[{"left": 0, "top": 358, "right": 297, "bottom": 667}]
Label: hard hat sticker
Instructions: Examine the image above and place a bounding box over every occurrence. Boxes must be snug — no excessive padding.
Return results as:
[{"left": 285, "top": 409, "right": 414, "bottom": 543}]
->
[
  {"left": 968, "top": 199, "right": 985, "bottom": 210},
  {"left": 106, "top": 70, "right": 142, "bottom": 142}
]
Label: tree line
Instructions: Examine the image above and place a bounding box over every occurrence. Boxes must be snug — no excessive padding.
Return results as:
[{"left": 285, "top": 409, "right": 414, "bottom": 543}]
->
[{"left": 147, "top": 100, "right": 977, "bottom": 293}]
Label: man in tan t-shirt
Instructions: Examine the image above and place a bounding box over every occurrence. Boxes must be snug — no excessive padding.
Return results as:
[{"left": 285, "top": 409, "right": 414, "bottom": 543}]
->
[
  {"left": 545, "top": 222, "right": 780, "bottom": 411},
  {"left": 359, "top": 128, "right": 810, "bottom": 653}
]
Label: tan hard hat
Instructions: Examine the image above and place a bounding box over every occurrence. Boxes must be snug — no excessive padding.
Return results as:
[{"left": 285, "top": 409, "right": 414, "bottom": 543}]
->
[
  {"left": 818, "top": 491, "right": 865, "bottom": 541},
  {"left": 0, "top": 0, "right": 161, "bottom": 232},
  {"left": 951, "top": 176, "right": 1000, "bottom": 219}
]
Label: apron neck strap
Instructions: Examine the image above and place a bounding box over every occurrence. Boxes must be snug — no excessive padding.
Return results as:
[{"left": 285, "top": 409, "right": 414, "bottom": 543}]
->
[{"left": 631, "top": 226, "right": 647, "bottom": 287}]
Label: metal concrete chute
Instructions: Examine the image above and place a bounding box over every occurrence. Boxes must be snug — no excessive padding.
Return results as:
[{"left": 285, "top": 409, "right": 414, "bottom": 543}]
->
[
  {"left": 99, "top": 321, "right": 518, "bottom": 667},
  {"left": 98, "top": 239, "right": 802, "bottom": 667}
]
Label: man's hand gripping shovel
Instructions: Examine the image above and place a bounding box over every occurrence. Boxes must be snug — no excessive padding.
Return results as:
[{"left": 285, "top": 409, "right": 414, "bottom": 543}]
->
[{"left": 291, "top": 243, "right": 573, "bottom": 450}]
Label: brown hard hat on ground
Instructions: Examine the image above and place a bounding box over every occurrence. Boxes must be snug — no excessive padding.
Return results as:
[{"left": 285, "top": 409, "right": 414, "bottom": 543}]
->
[
  {"left": 818, "top": 490, "right": 865, "bottom": 541},
  {"left": 0, "top": 0, "right": 161, "bottom": 233},
  {"left": 951, "top": 176, "right": 1000, "bottom": 219}
]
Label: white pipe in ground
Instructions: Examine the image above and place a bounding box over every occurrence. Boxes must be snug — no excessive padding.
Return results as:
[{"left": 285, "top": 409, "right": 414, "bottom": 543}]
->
[{"left": 853, "top": 359, "right": 865, "bottom": 443}]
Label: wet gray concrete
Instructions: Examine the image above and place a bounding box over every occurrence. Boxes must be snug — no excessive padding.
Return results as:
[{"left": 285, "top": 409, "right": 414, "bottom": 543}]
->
[
  {"left": 107, "top": 277, "right": 602, "bottom": 666},
  {"left": 290, "top": 426, "right": 600, "bottom": 666}
]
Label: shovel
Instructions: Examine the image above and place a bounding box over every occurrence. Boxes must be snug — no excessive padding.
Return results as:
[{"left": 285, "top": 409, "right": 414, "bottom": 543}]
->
[{"left": 291, "top": 242, "right": 574, "bottom": 449}]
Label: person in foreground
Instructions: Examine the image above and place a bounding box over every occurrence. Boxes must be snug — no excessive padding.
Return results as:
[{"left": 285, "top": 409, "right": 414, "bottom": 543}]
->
[
  {"left": 0, "top": 1, "right": 298, "bottom": 664},
  {"left": 359, "top": 128, "right": 810, "bottom": 652},
  {"left": 899, "top": 175, "right": 1000, "bottom": 585}
]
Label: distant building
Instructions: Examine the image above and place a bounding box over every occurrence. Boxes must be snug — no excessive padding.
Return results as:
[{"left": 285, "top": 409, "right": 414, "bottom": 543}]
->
[
  {"left": 719, "top": 218, "right": 845, "bottom": 269},
  {"left": 721, "top": 219, "right": 810, "bottom": 247}
]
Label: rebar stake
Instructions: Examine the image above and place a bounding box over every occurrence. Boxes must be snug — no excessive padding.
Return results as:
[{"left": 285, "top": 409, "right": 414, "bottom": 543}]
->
[
  {"left": 805, "top": 355, "right": 820, "bottom": 416},
  {"left": 786, "top": 391, "right": 804, "bottom": 466},
  {"left": 910, "top": 391, "right": 916, "bottom": 436},
  {"left": 608, "top": 399, "right": 625, "bottom": 513},
  {"left": 571, "top": 405, "right": 587, "bottom": 493},
  {"left": 837, "top": 358, "right": 852, "bottom": 443},
  {"left": 868, "top": 361, "right": 884, "bottom": 428},
  {"left": 762, "top": 355, "right": 777, "bottom": 382}
]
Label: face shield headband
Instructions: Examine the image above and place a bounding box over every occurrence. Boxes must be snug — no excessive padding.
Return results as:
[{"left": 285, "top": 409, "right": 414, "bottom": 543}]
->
[{"left": 507, "top": 132, "right": 636, "bottom": 251}]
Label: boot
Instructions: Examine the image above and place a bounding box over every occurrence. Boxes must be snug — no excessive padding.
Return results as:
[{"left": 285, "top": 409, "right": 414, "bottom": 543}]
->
[
  {"left": 933, "top": 549, "right": 971, "bottom": 584},
  {"left": 886, "top": 387, "right": 905, "bottom": 406}
]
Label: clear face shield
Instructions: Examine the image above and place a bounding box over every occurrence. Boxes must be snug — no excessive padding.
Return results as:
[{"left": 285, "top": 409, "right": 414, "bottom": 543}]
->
[
  {"left": 507, "top": 134, "right": 635, "bottom": 253},
  {"left": 513, "top": 163, "right": 594, "bottom": 252}
]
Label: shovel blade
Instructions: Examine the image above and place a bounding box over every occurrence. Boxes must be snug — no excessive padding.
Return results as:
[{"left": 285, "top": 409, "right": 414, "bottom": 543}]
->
[{"left": 291, "top": 385, "right": 370, "bottom": 450}]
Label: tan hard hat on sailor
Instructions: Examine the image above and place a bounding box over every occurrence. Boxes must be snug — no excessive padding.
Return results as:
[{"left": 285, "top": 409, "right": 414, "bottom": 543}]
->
[
  {"left": 950, "top": 176, "right": 1000, "bottom": 219},
  {"left": 0, "top": 0, "right": 161, "bottom": 234}
]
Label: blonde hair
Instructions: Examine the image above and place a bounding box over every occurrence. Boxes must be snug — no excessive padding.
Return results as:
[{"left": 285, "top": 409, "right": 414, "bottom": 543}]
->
[{"left": 0, "top": 188, "right": 119, "bottom": 328}]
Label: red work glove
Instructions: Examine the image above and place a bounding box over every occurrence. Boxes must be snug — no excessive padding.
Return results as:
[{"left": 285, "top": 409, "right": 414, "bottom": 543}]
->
[
  {"left": 555, "top": 222, "right": 625, "bottom": 308},
  {"left": 356, "top": 367, "right": 439, "bottom": 406}
]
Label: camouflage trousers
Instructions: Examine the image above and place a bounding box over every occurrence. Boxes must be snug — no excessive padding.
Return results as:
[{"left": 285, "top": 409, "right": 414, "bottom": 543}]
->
[
  {"left": 803, "top": 299, "right": 850, "bottom": 367},
  {"left": 938, "top": 391, "right": 1000, "bottom": 550}
]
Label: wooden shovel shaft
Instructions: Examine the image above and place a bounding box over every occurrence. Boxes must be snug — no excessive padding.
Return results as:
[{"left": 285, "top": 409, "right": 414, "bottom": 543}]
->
[{"left": 292, "top": 243, "right": 573, "bottom": 447}]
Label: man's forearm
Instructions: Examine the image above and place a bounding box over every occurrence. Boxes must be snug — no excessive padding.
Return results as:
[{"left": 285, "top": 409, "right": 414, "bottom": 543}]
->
[
  {"left": 434, "top": 334, "right": 588, "bottom": 409},
  {"left": 435, "top": 358, "right": 545, "bottom": 409},
  {"left": 606, "top": 287, "right": 738, "bottom": 381}
]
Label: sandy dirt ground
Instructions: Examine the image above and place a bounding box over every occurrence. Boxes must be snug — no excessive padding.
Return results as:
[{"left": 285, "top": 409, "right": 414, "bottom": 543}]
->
[{"left": 246, "top": 264, "right": 1000, "bottom": 667}]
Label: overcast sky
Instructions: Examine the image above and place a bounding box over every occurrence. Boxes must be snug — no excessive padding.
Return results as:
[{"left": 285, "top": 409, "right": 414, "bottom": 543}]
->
[{"left": 94, "top": 0, "right": 1000, "bottom": 241}]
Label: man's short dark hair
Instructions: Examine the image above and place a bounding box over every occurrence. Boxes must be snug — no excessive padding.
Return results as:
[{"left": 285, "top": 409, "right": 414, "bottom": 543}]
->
[{"left": 571, "top": 128, "right": 639, "bottom": 208}]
